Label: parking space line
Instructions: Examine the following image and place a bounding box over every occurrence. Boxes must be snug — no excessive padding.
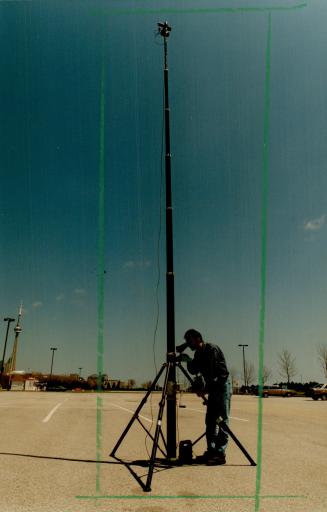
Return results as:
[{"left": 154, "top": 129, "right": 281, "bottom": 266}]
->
[
  {"left": 185, "top": 407, "right": 205, "bottom": 413},
  {"left": 42, "top": 399, "right": 68, "bottom": 423},
  {"left": 185, "top": 407, "right": 249, "bottom": 422},
  {"left": 106, "top": 402, "right": 152, "bottom": 424},
  {"left": 230, "top": 416, "right": 249, "bottom": 422}
]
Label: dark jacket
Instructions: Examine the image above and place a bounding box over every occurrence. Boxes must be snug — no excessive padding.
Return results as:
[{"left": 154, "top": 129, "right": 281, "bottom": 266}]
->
[{"left": 187, "top": 342, "right": 229, "bottom": 390}]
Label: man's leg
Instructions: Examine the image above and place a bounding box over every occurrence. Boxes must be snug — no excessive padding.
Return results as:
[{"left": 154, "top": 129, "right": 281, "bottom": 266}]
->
[
  {"left": 205, "top": 402, "right": 220, "bottom": 455},
  {"left": 205, "top": 379, "right": 232, "bottom": 464},
  {"left": 215, "top": 378, "right": 232, "bottom": 454}
]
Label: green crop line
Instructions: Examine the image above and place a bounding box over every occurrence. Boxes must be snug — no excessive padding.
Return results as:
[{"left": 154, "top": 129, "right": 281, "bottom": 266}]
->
[
  {"left": 255, "top": 11, "right": 272, "bottom": 512},
  {"left": 76, "top": 494, "right": 307, "bottom": 500},
  {"left": 89, "top": 2, "right": 306, "bottom": 507},
  {"left": 91, "top": 3, "right": 306, "bottom": 16},
  {"left": 96, "top": 23, "right": 106, "bottom": 495}
]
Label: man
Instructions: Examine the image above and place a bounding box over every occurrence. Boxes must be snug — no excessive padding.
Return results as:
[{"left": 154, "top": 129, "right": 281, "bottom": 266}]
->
[{"left": 182, "top": 329, "right": 231, "bottom": 465}]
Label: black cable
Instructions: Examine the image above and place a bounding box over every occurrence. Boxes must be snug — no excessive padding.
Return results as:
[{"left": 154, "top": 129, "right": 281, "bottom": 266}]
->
[
  {"left": 176, "top": 368, "right": 180, "bottom": 449},
  {"left": 144, "top": 56, "right": 165, "bottom": 459},
  {"left": 152, "top": 75, "right": 165, "bottom": 375},
  {"left": 144, "top": 385, "right": 154, "bottom": 459}
]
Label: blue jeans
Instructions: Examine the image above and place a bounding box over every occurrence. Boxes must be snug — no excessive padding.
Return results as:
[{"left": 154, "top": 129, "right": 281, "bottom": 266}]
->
[{"left": 205, "top": 378, "right": 232, "bottom": 455}]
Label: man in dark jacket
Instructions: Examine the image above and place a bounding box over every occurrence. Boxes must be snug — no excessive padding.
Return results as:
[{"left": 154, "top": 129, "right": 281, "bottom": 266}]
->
[{"left": 183, "top": 329, "right": 231, "bottom": 465}]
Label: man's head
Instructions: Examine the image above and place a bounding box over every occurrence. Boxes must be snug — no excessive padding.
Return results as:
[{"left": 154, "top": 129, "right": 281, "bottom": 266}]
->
[{"left": 184, "top": 329, "right": 204, "bottom": 351}]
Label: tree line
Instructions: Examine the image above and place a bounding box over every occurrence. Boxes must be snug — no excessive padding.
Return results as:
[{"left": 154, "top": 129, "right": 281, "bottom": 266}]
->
[
  {"left": 3, "top": 343, "right": 325, "bottom": 392},
  {"left": 230, "top": 343, "right": 327, "bottom": 388}
]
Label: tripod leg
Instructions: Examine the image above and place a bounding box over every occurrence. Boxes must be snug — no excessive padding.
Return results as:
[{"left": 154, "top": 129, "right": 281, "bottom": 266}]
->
[
  {"left": 191, "top": 431, "right": 206, "bottom": 448},
  {"left": 144, "top": 363, "right": 171, "bottom": 492},
  {"left": 110, "top": 363, "right": 167, "bottom": 457},
  {"left": 218, "top": 417, "right": 256, "bottom": 466},
  {"left": 177, "top": 362, "right": 195, "bottom": 387}
]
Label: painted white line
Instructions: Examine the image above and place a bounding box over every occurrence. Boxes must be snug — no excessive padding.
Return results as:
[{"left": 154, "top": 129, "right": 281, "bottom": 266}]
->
[
  {"left": 183, "top": 407, "right": 249, "bottom": 422},
  {"left": 106, "top": 402, "right": 152, "bottom": 424},
  {"left": 42, "top": 401, "right": 66, "bottom": 423},
  {"left": 186, "top": 407, "right": 206, "bottom": 413},
  {"left": 230, "top": 416, "right": 249, "bottom": 422}
]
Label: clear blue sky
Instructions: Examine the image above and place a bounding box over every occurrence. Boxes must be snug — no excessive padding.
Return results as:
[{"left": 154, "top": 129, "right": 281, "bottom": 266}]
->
[{"left": 1, "top": 0, "right": 326, "bottom": 385}]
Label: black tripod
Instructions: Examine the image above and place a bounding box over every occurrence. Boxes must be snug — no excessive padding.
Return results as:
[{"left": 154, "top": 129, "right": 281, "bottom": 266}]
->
[
  {"left": 110, "top": 353, "right": 183, "bottom": 492},
  {"left": 110, "top": 353, "right": 256, "bottom": 492}
]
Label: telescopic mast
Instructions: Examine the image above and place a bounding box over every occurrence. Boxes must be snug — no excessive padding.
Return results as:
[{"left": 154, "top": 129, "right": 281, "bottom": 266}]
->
[{"left": 158, "top": 21, "right": 176, "bottom": 459}]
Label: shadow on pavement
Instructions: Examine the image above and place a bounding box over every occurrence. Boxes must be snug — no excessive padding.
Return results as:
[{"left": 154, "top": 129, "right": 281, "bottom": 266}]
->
[
  {"left": 110, "top": 455, "right": 175, "bottom": 491},
  {"left": 110, "top": 455, "right": 250, "bottom": 492},
  {"left": 0, "top": 451, "right": 251, "bottom": 492},
  {"left": 0, "top": 451, "right": 121, "bottom": 464}
]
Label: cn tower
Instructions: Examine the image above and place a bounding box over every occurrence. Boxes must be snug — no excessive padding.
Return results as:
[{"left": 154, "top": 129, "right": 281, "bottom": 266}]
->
[{"left": 9, "top": 303, "right": 23, "bottom": 375}]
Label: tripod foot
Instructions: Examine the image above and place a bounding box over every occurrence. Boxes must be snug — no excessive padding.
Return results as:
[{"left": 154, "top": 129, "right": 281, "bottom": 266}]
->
[{"left": 217, "top": 418, "right": 256, "bottom": 466}]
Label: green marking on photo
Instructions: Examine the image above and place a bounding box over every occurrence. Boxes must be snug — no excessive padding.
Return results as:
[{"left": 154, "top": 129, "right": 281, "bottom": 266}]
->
[
  {"left": 96, "top": 20, "right": 106, "bottom": 495},
  {"left": 91, "top": 1, "right": 308, "bottom": 507},
  {"left": 91, "top": 3, "right": 307, "bottom": 16},
  {"left": 255, "top": 11, "right": 272, "bottom": 512},
  {"left": 76, "top": 494, "right": 307, "bottom": 500}
]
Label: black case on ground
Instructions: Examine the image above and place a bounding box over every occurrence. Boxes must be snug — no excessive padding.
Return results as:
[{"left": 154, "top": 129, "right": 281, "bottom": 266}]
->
[{"left": 179, "top": 440, "right": 193, "bottom": 464}]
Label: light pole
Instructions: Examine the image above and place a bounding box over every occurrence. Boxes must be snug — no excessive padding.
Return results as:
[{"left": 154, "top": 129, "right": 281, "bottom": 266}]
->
[
  {"left": 0, "top": 318, "right": 15, "bottom": 384},
  {"left": 50, "top": 347, "right": 57, "bottom": 379},
  {"left": 78, "top": 367, "right": 83, "bottom": 378},
  {"left": 238, "top": 344, "right": 248, "bottom": 388}
]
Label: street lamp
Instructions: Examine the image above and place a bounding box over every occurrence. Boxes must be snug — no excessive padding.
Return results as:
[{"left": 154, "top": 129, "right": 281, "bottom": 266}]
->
[
  {"left": 0, "top": 318, "right": 15, "bottom": 384},
  {"left": 78, "top": 367, "right": 83, "bottom": 378},
  {"left": 238, "top": 344, "right": 249, "bottom": 388},
  {"left": 50, "top": 347, "right": 57, "bottom": 379}
]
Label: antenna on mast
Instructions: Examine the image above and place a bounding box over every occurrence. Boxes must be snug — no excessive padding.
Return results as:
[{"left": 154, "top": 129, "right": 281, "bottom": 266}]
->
[{"left": 157, "top": 21, "right": 171, "bottom": 38}]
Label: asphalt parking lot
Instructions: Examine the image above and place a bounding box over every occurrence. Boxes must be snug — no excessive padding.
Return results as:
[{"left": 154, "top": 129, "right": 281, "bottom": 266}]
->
[{"left": 0, "top": 391, "right": 326, "bottom": 512}]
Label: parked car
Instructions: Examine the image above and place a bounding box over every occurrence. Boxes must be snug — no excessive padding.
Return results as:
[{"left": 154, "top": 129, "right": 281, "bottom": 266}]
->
[
  {"left": 46, "top": 385, "right": 68, "bottom": 392},
  {"left": 261, "top": 385, "right": 296, "bottom": 398},
  {"left": 309, "top": 383, "right": 327, "bottom": 401}
]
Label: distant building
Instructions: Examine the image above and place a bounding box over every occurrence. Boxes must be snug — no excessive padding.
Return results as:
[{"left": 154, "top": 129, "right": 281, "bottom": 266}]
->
[
  {"left": 232, "top": 380, "right": 240, "bottom": 394},
  {"left": 24, "top": 377, "right": 39, "bottom": 391},
  {"left": 9, "top": 372, "right": 39, "bottom": 391},
  {"left": 87, "top": 373, "right": 110, "bottom": 389}
]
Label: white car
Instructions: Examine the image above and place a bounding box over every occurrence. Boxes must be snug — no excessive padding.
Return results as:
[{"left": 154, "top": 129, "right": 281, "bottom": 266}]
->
[{"left": 310, "top": 383, "right": 327, "bottom": 400}]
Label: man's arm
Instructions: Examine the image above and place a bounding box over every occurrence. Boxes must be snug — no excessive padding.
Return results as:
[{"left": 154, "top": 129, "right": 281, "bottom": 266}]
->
[
  {"left": 187, "top": 353, "right": 200, "bottom": 375},
  {"left": 206, "top": 345, "right": 229, "bottom": 386}
]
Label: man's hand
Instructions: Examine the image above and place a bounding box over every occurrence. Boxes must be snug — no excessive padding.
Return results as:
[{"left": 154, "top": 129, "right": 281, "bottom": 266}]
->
[
  {"left": 176, "top": 353, "right": 192, "bottom": 363},
  {"left": 192, "top": 375, "right": 206, "bottom": 395}
]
